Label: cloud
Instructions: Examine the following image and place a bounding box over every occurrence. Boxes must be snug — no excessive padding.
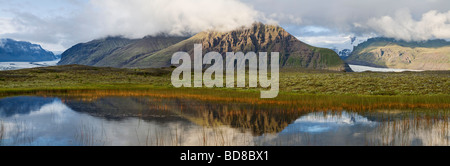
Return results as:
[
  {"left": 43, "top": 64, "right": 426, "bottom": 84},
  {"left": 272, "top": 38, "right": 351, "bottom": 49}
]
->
[
  {"left": 88, "top": 0, "right": 259, "bottom": 37},
  {"left": 0, "top": 0, "right": 260, "bottom": 51},
  {"left": 1, "top": 0, "right": 450, "bottom": 51},
  {"left": 367, "top": 10, "right": 450, "bottom": 41},
  {"left": 0, "top": 18, "right": 16, "bottom": 34},
  {"left": 242, "top": 0, "right": 450, "bottom": 39},
  {"left": 267, "top": 13, "right": 302, "bottom": 25},
  {"left": 0, "top": 11, "right": 88, "bottom": 51}
]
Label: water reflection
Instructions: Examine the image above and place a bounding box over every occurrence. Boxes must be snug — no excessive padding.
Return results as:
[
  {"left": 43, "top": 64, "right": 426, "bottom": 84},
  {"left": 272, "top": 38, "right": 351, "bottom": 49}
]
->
[
  {"left": 0, "top": 96, "right": 449, "bottom": 146},
  {"left": 0, "top": 97, "right": 56, "bottom": 117},
  {"left": 281, "top": 112, "right": 377, "bottom": 133}
]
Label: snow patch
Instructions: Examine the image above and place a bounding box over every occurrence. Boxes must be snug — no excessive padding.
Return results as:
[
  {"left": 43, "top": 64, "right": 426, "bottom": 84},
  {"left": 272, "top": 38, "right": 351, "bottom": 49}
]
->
[
  {"left": 0, "top": 39, "right": 6, "bottom": 48},
  {"left": 30, "top": 45, "right": 42, "bottom": 50},
  {"left": 349, "top": 64, "right": 423, "bottom": 72}
]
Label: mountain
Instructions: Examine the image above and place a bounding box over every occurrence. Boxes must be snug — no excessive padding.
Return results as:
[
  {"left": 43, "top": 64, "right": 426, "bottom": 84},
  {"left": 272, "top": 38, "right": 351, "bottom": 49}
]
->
[
  {"left": 338, "top": 49, "right": 352, "bottom": 58},
  {"left": 59, "top": 23, "right": 351, "bottom": 72},
  {"left": 58, "top": 37, "right": 135, "bottom": 66},
  {"left": 0, "top": 38, "right": 57, "bottom": 62},
  {"left": 333, "top": 48, "right": 352, "bottom": 59},
  {"left": 346, "top": 37, "right": 450, "bottom": 70},
  {"left": 123, "top": 23, "right": 350, "bottom": 71},
  {"left": 58, "top": 36, "right": 188, "bottom": 67}
]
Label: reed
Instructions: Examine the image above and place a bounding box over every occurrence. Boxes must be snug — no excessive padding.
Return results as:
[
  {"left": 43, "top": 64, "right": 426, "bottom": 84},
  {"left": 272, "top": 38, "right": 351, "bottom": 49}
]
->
[
  {"left": 0, "top": 120, "right": 4, "bottom": 145},
  {"left": 74, "top": 121, "right": 107, "bottom": 146}
]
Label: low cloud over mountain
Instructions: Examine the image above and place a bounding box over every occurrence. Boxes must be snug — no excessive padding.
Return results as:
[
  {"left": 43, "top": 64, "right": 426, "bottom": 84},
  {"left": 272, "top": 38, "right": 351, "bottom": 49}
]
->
[{"left": 1, "top": 0, "right": 450, "bottom": 51}]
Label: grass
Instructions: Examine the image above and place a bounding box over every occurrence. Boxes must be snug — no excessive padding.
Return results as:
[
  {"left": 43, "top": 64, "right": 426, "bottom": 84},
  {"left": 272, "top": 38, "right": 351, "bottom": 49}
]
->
[
  {"left": 0, "top": 65, "right": 172, "bottom": 92},
  {"left": 280, "top": 69, "right": 449, "bottom": 96},
  {"left": 0, "top": 65, "right": 448, "bottom": 96}
]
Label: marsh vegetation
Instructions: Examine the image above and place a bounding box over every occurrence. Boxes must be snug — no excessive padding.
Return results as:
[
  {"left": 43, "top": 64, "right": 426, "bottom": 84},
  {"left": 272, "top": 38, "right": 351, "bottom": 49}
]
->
[{"left": 0, "top": 65, "right": 448, "bottom": 96}]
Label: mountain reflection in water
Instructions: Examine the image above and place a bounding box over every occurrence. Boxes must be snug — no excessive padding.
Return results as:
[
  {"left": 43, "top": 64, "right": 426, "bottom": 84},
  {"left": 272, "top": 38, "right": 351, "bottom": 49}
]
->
[{"left": 0, "top": 96, "right": 449, "bottom": 146}]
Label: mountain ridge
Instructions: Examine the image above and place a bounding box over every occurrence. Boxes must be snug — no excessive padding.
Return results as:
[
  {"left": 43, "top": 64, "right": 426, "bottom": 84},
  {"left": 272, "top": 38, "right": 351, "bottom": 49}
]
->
[
  {"left": 0, "top": 38, "right": 57, "bottom": 62},
  {"left": 59, "top": 23, "right": 351, "bottom": 72},
  {"left": 346, "top": 37, "right": 450, "bottom": 70},
  {"left": 58, "top": 36, "right": 188, "bottom": 67}
]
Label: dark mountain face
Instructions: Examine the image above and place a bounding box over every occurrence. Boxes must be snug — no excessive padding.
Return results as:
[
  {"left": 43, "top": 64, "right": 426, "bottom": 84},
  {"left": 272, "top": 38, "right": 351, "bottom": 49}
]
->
[
  {"left": 0, "top": 39, "right": 57, "bottom": 62},
  {"left": 57, "top": 36, "right": 188, "bottom": 67},
  {"left": 58, "top": 23, "right": 350, "bottom": 72}
]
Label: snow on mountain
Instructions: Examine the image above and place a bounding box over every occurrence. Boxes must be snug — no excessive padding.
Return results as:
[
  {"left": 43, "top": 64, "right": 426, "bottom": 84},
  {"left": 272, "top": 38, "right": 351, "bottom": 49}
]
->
[
  {"left": 0, "top": 39, "right": 6, "bottom": 48},
  {"left": 332, "top": 48, "right": 352, "bottom": 57}
]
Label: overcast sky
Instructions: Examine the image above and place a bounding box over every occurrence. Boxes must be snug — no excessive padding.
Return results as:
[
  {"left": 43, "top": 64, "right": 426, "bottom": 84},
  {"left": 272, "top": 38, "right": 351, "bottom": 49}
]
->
[{"left": 1, "top": 0, "right": 450, "bottom": 52}]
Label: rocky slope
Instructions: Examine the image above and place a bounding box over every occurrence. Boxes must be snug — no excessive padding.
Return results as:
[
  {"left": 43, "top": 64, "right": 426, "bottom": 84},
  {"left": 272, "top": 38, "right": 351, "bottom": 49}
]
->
[
  {"left": 124, "top": 23, "right": 350, "bottom": 71},
  {"left": 346, "top": 37, "right": 450, "bottom": 70},
  {"left": 0, "top": 38, "right": 57, "bottom": 62}
]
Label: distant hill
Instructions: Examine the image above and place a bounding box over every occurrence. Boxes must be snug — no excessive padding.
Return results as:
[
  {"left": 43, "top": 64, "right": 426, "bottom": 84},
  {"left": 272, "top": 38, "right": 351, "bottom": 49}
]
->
[
  {"left": 346, "top": 37, "right": 450, "bottom": 70},
  {"left": 0, "top": 38, "right": 57, "bottom": 62},
  {"left": 59, "top": 23, "right": 351, "bottom": 72},
  {"left": 58, "top": 36, "right": 188, "bottom": 67}
]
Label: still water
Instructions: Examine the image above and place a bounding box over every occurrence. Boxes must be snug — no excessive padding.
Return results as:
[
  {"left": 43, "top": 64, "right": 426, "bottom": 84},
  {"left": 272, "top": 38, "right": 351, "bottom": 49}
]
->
[{"left": 0, "top": 95, "right": 449, "bottom": 146}]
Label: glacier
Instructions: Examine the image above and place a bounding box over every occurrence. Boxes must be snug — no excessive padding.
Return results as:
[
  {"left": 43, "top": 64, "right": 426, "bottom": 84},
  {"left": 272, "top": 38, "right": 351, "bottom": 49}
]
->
[{"left": 0, "top": 59, "right": 60, "bottom": 71}]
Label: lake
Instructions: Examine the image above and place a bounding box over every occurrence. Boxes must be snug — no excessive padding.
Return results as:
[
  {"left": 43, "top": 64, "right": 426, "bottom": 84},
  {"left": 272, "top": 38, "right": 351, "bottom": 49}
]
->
[{"left": 1, "top": 92, "right": 449, "bottom": 146}]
